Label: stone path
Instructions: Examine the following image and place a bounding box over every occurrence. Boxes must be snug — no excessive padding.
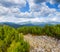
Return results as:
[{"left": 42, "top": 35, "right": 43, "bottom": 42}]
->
[{"left": 24, "top": 34, "right": 60, "bottom": 52}]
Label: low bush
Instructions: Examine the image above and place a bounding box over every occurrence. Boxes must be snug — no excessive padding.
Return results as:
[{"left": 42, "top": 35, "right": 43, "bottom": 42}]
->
[
  {"left": 17, "top": 25, "right": 60, "bottom": 39},
  {"left": 0, "top": 25, "right": 30, "bottom": 52}
]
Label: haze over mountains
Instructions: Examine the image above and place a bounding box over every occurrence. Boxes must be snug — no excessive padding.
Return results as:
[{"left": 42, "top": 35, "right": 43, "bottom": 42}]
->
[{"left": 0, "top": 21, "right": 60, "bottom": 28}]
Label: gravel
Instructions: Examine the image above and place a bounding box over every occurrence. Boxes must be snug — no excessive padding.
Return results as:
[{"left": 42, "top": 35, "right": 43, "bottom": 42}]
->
[{"left": 24, "top": 34, "right": 60, "bottom": 52}]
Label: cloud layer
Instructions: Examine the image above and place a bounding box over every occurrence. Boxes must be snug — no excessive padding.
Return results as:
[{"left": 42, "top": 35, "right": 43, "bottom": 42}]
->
[{"left": 0, "top": 0, "right": 60, "bottom": 24}]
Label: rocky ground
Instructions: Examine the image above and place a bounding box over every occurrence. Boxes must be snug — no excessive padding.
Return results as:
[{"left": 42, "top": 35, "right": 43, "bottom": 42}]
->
[{"left": 24, "top": 34, "right": 60, "bottom": 52}]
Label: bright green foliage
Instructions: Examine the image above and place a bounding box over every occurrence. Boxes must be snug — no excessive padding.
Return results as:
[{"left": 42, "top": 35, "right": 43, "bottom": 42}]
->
[
  {"left": 7, "top": 40, "right": 30, "bottom": 52},
  {"left": 0, "top": 25, "right": 30, "bottom": 52},
  {"left": 43, "top": 24, "right": 60, "bottom": 39},
  {"left": 17, "top": 26, "right": 43, "bottom": 35},
  {"left": 17, "top": 25, "right": 60, "bottom": 39},
  {"left": 43, "top": 25, "right": 53, "bottom": 36}
]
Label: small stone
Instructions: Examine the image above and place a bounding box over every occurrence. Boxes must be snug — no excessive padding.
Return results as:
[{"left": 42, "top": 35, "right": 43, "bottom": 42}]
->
[{"left": 24, "top": 35, "right": 60, "bottom": 52}]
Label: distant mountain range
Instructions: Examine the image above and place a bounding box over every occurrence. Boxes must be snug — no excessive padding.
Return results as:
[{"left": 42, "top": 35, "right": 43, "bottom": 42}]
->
[
  {"left": 0, "top": 22, "right": 46, "bottom": 28},
  {"left": 0, "top": 22, "right": 60, "bottom": 28}
]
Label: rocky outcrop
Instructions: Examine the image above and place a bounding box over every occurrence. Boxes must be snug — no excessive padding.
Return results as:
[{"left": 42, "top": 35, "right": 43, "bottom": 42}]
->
[{"left": 24, "top": 34, "right": 60, "bottom": 52}]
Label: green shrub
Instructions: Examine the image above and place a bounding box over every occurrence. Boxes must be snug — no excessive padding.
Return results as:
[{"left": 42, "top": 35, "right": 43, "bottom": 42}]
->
[
  {"left": 17, "top": 25, "right": 60, "bottom": 39},
  {"left": 0, "top": 25, "right": 30, "bottom": 52},
  {"left": 17, "top": 26, "right": 43, "bottom": 35}
]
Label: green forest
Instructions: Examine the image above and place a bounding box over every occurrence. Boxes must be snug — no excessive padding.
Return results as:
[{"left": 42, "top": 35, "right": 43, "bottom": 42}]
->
[{"left": 0, "top": 24, "right": 60, "bottom": 52}]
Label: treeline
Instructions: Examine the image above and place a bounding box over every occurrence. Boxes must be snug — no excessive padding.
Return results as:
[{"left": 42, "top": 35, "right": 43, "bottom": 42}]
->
[
  {"left": 0, "top": 25, "right": 30, "bottom": 52},
  {"left": 17, "top": 24, "right": 60, "bottom": 39}
]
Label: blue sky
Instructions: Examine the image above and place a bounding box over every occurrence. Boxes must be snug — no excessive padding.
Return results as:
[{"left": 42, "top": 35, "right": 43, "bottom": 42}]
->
[
  {"left": 0, "top": 0, "right": 60, "bottom": 24},
  {"left": 20, "top": 1, "right": 29, "bottom": 12}
]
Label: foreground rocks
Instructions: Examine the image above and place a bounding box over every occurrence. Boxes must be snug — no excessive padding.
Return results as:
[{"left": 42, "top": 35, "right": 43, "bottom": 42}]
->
[{"left": 24, "top": 34, "right": 60, "bottom": 52}]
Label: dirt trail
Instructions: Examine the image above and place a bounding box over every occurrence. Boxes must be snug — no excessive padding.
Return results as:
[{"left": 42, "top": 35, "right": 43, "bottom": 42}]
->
[{"left": 24, "top": 34, "right": 60, "bottom": 52}]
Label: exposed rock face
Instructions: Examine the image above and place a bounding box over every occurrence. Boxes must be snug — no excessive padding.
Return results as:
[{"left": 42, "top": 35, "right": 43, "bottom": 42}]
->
[{"left": 24, "top": 34, "right": 60, "bottom": 52}]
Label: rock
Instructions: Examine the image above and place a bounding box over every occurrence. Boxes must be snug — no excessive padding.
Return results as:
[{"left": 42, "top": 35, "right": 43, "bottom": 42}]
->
[{"left": 24, "top": 34, "right": 60, "bottom": 52}]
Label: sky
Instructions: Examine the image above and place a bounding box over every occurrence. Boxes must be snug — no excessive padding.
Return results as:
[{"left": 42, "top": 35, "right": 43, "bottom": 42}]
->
[{"left": 0, "top": 0, "right": 60, "bottom": 24}]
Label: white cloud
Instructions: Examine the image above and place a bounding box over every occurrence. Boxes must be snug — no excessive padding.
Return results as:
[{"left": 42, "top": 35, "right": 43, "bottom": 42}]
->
[
  {"left": 58, "top": 5, "right": 60, "bottom": 8},
  {"left": 0, "top": 0, "right": 60, "bottom": 24},
  {"left": 0, "top": 6, "right": 9, "bottom": 15},
  {"left": 0, "top": 0, "right": 26, "bottom": 8},
  {"left": 29, "top": 2, "right": 56, "bottom": 17},
  {"left": 0, "top": 16, "right": 60, "bottom": 24}
]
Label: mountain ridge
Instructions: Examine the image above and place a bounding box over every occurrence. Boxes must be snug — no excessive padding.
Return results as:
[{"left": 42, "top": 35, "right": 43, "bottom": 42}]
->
[{"left": 0, "top": 22, "right": 60, "bottom": 28}]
